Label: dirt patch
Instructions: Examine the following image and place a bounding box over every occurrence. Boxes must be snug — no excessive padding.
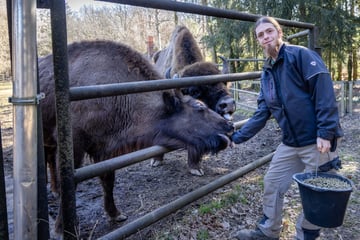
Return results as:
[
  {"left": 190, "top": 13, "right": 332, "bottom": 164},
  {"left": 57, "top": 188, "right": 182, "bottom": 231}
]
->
[{"left": 1, "top": 81, "right": 359, "bottom": 240}]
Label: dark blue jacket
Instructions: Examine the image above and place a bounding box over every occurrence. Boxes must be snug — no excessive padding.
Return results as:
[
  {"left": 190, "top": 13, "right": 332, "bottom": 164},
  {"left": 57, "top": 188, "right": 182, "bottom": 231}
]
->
[{"left": 232, "top": 43, "right": 343, "bottom": 147}]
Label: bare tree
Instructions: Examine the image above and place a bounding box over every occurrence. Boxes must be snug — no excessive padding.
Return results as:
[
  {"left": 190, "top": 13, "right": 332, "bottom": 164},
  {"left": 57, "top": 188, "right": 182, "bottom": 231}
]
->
[{"left": 0, "top": 5, "right": 10, "bottom": 75}]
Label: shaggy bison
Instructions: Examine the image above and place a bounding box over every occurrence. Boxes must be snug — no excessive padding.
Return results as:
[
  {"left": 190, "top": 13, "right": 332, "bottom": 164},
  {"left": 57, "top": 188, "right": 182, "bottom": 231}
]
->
[
  {"left": 152, "top": 26, "right": 236, "bottom": 175},
  {"left": 39, "top": 40, "right": 234, "bottom": 227},
  {"left": 153, "top": 25, "right": 236, "bottom": 120}
]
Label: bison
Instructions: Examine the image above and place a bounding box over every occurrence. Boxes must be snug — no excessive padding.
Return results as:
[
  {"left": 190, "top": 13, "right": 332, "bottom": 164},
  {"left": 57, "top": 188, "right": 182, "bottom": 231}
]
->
[
  {"left": 39, "top": 40, "right": 234, "bottom": 229},
  {"left": 153, "top": 25, "right": 235, "bottom": 120},
  {"left": 152, "top": 26, "right": 236, "bottom": 175}
]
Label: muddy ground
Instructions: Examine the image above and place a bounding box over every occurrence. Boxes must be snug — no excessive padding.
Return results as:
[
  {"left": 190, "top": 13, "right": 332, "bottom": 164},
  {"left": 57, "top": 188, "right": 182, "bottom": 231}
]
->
[{"left": 1, "top": 81, "right": 359, "bottom": 240}]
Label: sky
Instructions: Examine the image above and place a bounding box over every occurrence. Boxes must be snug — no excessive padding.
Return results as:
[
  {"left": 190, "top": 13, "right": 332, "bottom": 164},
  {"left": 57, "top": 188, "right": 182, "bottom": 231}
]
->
[{"left": 66, "top": 0, "right": 114, "bottom": 11}]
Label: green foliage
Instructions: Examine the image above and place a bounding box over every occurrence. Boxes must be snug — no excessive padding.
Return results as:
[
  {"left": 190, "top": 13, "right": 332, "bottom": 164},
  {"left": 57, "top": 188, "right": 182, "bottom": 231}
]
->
[
  {"left": 196, "top": 229, "right": 210, "bottom": 239},
  {"left": 203, "top": 0, "right": 359, "bottom": 79}
]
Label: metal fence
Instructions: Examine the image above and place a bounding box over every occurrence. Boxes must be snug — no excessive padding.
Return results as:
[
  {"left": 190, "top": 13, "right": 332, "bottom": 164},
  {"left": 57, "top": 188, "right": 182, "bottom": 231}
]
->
[
  {"left": 5, "top": 0, "right": 321, "bottom": 239},
  {"left": 335, "top": 80, "right": 360, "bottom": 116},
  {"left": 231, "top": 79, "right": 359, "bottom": 116}
]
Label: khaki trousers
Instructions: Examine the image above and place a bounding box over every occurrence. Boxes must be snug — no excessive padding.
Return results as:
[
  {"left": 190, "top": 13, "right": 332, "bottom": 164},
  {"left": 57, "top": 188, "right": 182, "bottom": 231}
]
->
[{"left": 257, "top": 143, "right": 338, "bottom": 239}]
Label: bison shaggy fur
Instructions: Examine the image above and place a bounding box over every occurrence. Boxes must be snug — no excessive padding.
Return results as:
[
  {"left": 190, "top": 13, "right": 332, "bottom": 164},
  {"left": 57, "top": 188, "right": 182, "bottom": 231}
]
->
[
  {"left": 153, "top": 26, "right": 236, "bottom": 175},
  {"left": 39, "top": 40, "right": 234, "bottom": 227}
]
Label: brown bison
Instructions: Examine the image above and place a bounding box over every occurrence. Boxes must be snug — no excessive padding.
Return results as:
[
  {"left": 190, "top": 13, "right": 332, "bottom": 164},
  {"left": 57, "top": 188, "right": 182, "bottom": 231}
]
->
[
  {"left": 39, "top": 40, "right": 234, "bottom": 226},
  {"left": 153, "top": 25, "right": 235, "bottom": 120},
  {"left": 152, "top": 26, "right": 236, "bottom": 175}
]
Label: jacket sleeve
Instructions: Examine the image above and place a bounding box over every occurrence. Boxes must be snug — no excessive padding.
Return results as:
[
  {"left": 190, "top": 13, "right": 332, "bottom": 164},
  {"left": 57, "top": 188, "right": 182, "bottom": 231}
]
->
[
  {"left": 308, "top": 72, "right": 343, "bottom": 141},
  {"left": 231, "top": 89, "right": 272, "bottom": 144}
]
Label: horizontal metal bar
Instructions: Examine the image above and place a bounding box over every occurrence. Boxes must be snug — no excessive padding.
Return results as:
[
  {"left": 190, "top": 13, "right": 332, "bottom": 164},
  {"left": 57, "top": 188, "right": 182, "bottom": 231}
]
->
[
  {"left": 70, "top": 72, "right": 262, "bottom": 101},
  {"left": 237, "top": 103, "right": 258, "bottom": 111},
  {"left": 232, "top": 88, "right": 260, "bottom": 96},
  {"left": 74, "top": 146, "right": 169, "bottom": 183},
  {"left": 98, "top": 151, "right": 275, "bottom": 240},
  {"left": 227, "top": 58, "right": 266, "bottom": 62},
  {"left": 287, "top": 30, "right": 310, "bottom": 41},
  {"left": 98, "top": 0, "right": 315, "bottom": 29}
]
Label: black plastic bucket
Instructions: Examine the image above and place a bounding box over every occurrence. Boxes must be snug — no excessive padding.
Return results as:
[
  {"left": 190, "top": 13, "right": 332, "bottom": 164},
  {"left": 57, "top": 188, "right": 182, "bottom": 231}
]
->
[{"left": 293, "top": 172, "right": 353, "bottom": 228}]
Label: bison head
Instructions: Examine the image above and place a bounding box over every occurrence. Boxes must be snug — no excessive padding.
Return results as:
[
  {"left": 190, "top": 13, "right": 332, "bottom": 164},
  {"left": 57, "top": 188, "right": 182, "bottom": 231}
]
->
[
  {"left": 177, "top": 62, "right": 236, "bottom": 120},
  {"left": 154, "top": 26, "right": 236, "bottom": 121},
  {"left": 154, "top": 90, "right": 234, "bottom": 169}
]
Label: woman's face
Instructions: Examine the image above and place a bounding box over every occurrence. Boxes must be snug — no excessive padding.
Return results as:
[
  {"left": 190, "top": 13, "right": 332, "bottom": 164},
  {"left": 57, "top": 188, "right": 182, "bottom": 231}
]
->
[{"left": 255, "top": 22, "right": 283, "bottom": 58}]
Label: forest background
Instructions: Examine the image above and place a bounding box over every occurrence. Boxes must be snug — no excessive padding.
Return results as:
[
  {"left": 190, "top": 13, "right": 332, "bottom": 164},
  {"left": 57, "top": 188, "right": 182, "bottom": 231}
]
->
[{"left": 0, "top": 0, "right": 359, "bottom": 81}]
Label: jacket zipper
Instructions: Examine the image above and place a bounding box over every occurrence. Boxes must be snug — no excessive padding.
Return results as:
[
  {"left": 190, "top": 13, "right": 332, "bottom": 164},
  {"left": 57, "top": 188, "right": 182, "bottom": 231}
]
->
[{"left": 270, "top": 66, "right": 300, "bottom": 146}]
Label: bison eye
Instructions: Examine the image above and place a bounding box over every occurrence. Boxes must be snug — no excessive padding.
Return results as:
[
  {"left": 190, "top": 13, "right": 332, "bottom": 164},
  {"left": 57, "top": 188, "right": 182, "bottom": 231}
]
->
[{"left": 188, "top": 86, "right": 201, "bottom": 98}]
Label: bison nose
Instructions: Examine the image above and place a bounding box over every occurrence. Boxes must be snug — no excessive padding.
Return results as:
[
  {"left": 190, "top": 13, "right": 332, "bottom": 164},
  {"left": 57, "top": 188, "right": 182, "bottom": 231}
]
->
[
  {"left": 227, "top": 120, "right": 235, "bottom": 132},
  {"left": 216, "top": 97, "right": 236, "bottom": 120}
]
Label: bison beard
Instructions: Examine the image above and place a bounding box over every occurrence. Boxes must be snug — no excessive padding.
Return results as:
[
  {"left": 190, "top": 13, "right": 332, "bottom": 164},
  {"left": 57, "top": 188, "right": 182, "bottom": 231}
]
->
[
  {"left": 186, "top": 134, "right": 230, "bottom": 169},
  {"left": 39, "top": 40, "right": 233, "bottom": 233},
  {"left": 155, "top": 122, "right": 231, "bottom": 171}
]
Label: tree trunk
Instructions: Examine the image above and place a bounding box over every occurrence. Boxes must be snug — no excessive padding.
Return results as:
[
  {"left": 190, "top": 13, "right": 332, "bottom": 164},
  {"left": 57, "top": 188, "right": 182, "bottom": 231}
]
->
[
  {"left": 337, "top": 60, "right": 342, "bottom": 80},
  {"left": 353, "top": 50, "right": 358, "bottom": 81},
  {"left": 347, "top": 52, "right": 353, "bottom": 81}
]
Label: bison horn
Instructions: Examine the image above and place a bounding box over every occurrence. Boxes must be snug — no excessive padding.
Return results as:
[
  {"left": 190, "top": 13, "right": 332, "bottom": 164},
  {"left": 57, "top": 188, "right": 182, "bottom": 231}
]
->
[{"left": 165, "top": 67, "right": 172, "bottom": 79}]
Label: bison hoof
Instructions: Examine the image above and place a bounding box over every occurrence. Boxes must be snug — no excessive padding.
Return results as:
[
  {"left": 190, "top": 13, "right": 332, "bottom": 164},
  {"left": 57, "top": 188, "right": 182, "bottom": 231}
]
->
[
  {"left": 150, "top": 159, "right": 163, "bottom": 167},
  {"left": 189, "top": 168, "right": 204, "bottom": 176},
  {"left": 110, "top": 213, "right": 128, "bottom": 223},
  {"left": 116, "top": 214, "right": 128, "bottom": 222},
  {"left": 50, "top": 191, "right": 60, "bottom": 199}
]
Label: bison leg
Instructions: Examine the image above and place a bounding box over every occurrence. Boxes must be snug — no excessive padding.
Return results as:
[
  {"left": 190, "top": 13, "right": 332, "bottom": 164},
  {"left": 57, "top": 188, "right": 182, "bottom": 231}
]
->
[
  {"left": 44, "top": 143, "right": 59, "bottom": 194},
  {"left": 150, "top": 154, "right": 165, "bottom": 167},
  {"left": 187, "top": 151, "right": 204, "bottom": 176},
  {"left": 54, "top": 201, "right": 63, "bottom": 234},
  {"left": 54, "top": 200, "right": 79, "bottom": 235},
  {"left": 99, "top": 171, "right": 127, "bottom": 222},
  {"left": 152, "top": 153, "right": 205, "bottom": 176}
]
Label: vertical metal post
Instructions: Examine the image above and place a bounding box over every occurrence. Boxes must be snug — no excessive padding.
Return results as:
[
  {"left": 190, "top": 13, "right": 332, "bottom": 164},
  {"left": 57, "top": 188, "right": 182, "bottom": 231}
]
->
[
  {"left": 344, "top": 81, "right": 349, "bottom": 115},
  {"left": 49, "top": 1, "right": 78, "bottom": 239},
  {"left": 340, "top": 81, "right": 345, "bottom": 117},
  {"left": 309, "top": 26, "right": 317, "bottom": 51},
  {"left": 348, "top": 81, "right": 353, "bottom": 115},
  {"left": 0, "top": 126, "right": 9, "bottom": 240},
  {"left": 36, "top": 1, "right": 51, "bottom": 239},
  {"left": 12, "top": 0, "right": 38, "bottom": 239},
  {"left": 36, "top": 70, "right": 50, "bottom": 240}
]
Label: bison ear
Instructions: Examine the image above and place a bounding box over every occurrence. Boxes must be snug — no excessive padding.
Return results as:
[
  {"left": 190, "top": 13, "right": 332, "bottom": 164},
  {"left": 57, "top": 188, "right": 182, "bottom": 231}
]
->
[
  {"left": 162, "top": 91, "right": 182, "bottom": 114},
  {"left": 218, "top": 56, "right": 229, "bottom": 74}
]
